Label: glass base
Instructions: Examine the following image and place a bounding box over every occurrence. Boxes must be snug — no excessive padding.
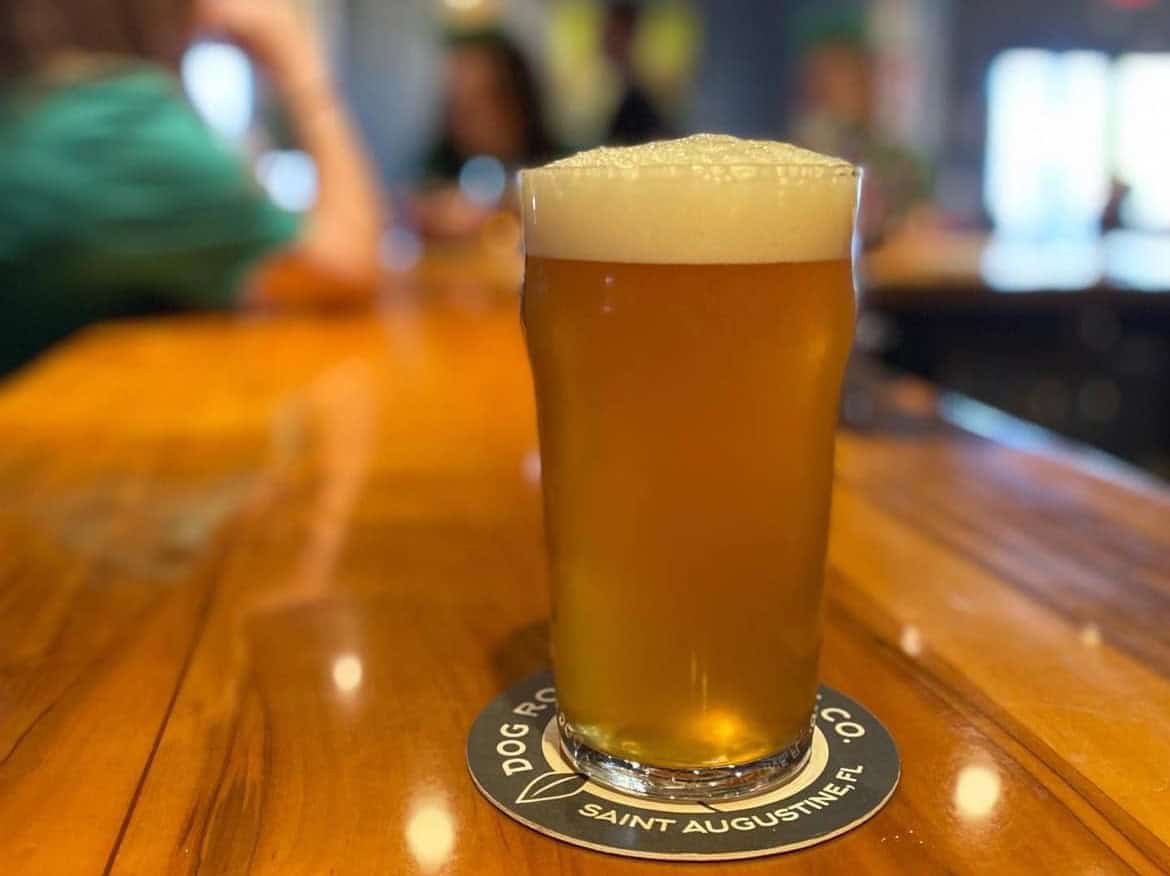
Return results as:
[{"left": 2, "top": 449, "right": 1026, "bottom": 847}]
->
[{"left": 557, "top": 712, "right": 814, "bottom": 802}]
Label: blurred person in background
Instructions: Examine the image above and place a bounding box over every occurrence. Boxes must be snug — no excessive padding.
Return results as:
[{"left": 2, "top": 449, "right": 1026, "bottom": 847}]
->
[
  {"left": 792, "top": 21, "right": 931, "bottom": 246},
  {"left": 413, "top": 30, "right": 554, "bottom": 239},
  {"left": 603, "top": 1, "right": 671, "bottom": 146},
  {"left": 0, "top": 0, "right": 384, "bottom": 376}
]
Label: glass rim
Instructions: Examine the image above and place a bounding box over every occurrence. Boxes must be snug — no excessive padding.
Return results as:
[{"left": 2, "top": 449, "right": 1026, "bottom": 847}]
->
[{"left": 521, "top": 163, "right": 861, "bottom": 177}]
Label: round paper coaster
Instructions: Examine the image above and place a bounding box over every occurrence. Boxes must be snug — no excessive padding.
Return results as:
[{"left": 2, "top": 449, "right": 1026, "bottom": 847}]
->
[{"left": 467, "top": 671, "right": 899, "bottom": 862}]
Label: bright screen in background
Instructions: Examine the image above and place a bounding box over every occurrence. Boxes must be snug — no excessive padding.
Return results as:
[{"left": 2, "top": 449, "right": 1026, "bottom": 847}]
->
[
  {"left": 181, "top": 42, "right": 255, "bottom": 141},
  {"left": 986, "top": 49, "right": 1170, "bottom": 236},
  {"left": 985, "top": 50, "right": 1110, "bottom": 238},
  {"left": 1114, "top": 54, "right": 1170, "bottom": 230}
]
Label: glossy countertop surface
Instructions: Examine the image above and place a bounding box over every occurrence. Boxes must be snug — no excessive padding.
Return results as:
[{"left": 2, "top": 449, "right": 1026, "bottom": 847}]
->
[{"left": 1, "top": 282, "right": 1168, "bottom": 874}]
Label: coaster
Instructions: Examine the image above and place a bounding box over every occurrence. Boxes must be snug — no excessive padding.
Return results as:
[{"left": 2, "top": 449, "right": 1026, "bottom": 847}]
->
[{"left": 467, "top": 671, "right": 899, "bottom": 862}]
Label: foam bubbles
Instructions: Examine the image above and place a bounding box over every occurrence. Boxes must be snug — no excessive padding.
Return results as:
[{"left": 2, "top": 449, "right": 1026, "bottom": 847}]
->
[
  {"left": 522, "top": 135, "right": 858, "bottom": 265},
  {"left": 545, "top": 133, "right": 852, "bottom": 173}
]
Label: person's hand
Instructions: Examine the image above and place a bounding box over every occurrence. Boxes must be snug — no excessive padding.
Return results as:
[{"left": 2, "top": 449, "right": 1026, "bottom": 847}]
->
[
  {"left": 196, "top": 2, "right": 386, "bottom": 311},
  {"left": 411, "top": 188, "right": 497, "bottom": 241},
  {"left": 196, "top": 0, "right": 328, "bottom": 89}
]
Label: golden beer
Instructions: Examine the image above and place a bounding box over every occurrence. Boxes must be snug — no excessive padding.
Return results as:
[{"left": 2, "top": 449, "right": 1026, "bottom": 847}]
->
[{"left": 521, "top": 135, "right": 858, "bottom": 799}]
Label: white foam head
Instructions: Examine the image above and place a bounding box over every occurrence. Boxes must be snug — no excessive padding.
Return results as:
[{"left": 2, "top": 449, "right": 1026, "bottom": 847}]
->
[{"left": 520, "top": 134, "right": 859, "bottom": 265}]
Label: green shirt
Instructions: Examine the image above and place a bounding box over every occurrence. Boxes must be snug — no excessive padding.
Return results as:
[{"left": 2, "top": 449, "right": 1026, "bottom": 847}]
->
[{"left": 0, "top": 64, "right": 299, "bottom": 375}]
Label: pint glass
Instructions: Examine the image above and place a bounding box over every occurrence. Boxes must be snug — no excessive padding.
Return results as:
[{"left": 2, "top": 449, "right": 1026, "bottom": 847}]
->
[{"left": 520, "top": 135, "right": 859, "bottom": 800}]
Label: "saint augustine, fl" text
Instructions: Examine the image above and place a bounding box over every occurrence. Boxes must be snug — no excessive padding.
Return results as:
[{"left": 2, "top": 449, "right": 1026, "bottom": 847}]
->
[{"left": 576, "top": 766, "right": 865, "bottom": 834}]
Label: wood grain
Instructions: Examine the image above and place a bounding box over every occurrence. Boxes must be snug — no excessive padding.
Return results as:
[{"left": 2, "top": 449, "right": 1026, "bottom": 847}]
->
[{"left": 0, "top": 286, "right": 1168, "bottom": 874}]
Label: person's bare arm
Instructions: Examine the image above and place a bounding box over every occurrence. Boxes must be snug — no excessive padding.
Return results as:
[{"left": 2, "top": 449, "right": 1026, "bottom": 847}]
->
[{"left": 199, "top": 0, "right": 386, "bottom": 307}]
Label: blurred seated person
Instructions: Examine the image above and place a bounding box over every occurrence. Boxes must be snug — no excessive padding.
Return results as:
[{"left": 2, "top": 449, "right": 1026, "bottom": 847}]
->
[
  {"left": 604, "top": 1, "right": 671, "bottom": 146},
  {"left": 0, "top": 0, "right": 384, "bottom": 375},
  {"left": 792, "top": 22, "right": 931, "bottom": 247},
  {"left": 413, "top": 31, "right": 553, "bottom": 240}
]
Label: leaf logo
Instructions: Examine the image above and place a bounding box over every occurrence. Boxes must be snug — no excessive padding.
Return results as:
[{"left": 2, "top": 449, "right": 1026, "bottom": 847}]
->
[{"left": 514, "top": 771, "right": 588, "bottom": 805}]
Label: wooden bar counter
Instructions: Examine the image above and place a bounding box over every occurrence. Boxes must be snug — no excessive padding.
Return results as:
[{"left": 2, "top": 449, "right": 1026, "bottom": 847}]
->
[{"left": 1, "top": 278, "right": 1168, "bottom": 874}]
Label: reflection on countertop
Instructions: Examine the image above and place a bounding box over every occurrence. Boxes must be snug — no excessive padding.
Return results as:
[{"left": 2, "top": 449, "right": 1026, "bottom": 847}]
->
[
  {"left": 406, "top": 798, "right": 457, "bottom": 873},
  {"left": 954, "top": 765, "right": 1002, "bottom": 821}
]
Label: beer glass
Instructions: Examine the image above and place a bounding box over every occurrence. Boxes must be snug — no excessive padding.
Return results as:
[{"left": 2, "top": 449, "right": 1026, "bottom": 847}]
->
[{"left": 520, "top": 135, "right": 859, "bottom": 801}]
